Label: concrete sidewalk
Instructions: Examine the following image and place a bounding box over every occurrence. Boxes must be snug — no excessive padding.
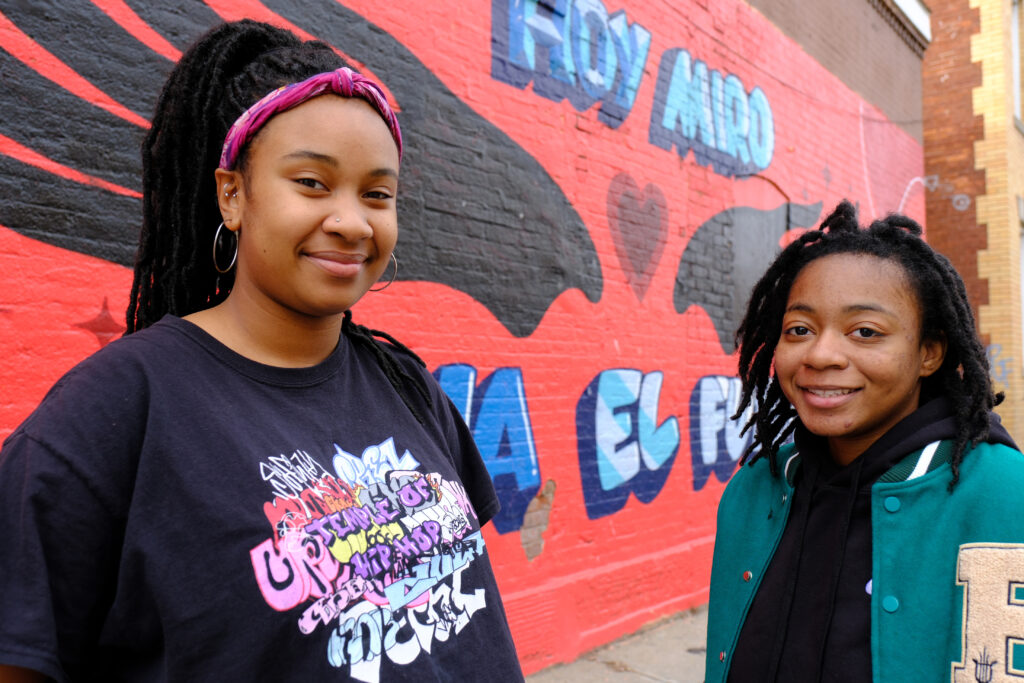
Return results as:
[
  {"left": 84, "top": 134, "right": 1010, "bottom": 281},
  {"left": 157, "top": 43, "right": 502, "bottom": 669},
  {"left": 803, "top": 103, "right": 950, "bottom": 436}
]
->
[{"left": 526, "top": 605, "right": 708, "bottom": 682}]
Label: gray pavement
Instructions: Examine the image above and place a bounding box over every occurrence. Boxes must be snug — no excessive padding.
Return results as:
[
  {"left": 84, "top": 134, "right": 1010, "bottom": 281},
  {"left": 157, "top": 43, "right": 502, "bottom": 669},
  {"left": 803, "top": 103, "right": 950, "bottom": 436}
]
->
[{"left": 526, "top": 605, "right": 708, "bottom": 682}]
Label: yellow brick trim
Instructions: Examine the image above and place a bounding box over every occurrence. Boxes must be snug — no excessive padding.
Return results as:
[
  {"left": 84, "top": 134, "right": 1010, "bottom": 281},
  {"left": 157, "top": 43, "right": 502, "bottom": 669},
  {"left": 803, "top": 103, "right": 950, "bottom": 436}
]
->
[{"left": 972, "top": 0, "right": 1024, "bottom": 435}]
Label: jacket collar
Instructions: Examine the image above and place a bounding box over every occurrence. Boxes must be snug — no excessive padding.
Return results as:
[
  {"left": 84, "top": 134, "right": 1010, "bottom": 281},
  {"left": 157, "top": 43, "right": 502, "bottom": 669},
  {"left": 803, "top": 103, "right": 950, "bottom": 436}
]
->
[{"left": 774, "top": 397, "right": 1016, "bottom": 487}]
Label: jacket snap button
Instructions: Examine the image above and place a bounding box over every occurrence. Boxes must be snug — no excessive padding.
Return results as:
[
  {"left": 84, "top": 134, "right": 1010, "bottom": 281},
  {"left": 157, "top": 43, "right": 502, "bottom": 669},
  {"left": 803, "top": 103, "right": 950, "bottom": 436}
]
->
[
  {"left": 743, "top": 571, "right": 752, "bottom": 582},
  {"left": 884, "top": 496, "right": 901, "bottom": 512},
  {"left": 719, "top": 651, "right": 726, "bottom": 661},
  {"left": 883, "top": 595, "right": 900, "bottom": 612}
]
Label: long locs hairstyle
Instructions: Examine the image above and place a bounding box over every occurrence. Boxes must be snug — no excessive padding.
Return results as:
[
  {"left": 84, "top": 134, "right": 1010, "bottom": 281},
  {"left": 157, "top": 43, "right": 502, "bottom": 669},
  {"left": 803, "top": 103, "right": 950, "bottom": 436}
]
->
[
  {"left": 732, "top": 200, "right": 999, "bottom": 486},
  {"left": 127, "top": 20, "right": 433, "bottom": 423},
  {"left": 129, "top": 20, "right": 341, "bottom": 332}
]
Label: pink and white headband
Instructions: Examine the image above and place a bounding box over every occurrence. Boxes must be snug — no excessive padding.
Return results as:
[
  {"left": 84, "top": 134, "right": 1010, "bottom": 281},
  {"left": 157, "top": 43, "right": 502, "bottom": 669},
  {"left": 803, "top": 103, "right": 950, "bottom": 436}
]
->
[{"left": 218, "top": 66, "right": 402, "bottom": 169}]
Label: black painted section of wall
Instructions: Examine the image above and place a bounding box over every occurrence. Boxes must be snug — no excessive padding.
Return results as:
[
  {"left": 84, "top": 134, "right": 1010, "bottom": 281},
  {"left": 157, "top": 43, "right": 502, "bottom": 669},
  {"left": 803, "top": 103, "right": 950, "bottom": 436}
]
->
[
  {"left": 675, "top": 202, "right": 821, "bottom": 351},
  {"left": 123, "top": 0, "right": 219, "bottom": 49},
  {"left": 5, "top": 0, "right": 172, "bottom": 115}
]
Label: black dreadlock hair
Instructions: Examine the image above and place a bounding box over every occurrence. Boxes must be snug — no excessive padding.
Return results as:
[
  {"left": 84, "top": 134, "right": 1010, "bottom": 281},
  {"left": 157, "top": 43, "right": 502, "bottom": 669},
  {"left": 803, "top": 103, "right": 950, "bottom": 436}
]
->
[
  {"left": 128, "top": 20, "right": 432, "bottom": 423},
  {"left": 733, "top": 199, "right": 1000, "bottom": 487}
]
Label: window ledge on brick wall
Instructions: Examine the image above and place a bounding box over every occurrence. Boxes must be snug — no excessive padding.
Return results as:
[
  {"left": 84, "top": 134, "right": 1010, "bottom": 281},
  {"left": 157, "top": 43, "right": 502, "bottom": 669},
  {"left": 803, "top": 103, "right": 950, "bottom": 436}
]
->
[{"left": 870, "top": 0, "right": 931, "bottom": 57}]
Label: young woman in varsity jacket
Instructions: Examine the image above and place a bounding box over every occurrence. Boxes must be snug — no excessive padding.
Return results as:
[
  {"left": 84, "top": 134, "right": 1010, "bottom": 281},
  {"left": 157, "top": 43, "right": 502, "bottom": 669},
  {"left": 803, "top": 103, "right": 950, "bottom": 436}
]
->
[{"left": 705, "top": 200, "right": 1024, "bottom": 683}]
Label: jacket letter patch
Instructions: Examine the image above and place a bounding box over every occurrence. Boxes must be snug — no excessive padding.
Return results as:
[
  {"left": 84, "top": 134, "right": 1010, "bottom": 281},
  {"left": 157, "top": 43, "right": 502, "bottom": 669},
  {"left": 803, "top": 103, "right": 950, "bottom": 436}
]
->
[{"left": 953, "top": 543, "right": 1024, "bottom": 682}]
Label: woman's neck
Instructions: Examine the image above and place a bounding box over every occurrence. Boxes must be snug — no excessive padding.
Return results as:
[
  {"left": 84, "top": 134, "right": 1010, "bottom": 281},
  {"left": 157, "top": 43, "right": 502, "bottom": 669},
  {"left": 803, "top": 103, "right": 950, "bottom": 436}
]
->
[{"left": 184, "top": 292, "right": 344, "bottom": 368}]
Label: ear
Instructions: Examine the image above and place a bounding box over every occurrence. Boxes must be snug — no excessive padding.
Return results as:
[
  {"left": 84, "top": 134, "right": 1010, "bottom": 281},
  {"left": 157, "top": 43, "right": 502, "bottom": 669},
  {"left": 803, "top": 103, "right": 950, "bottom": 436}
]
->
[
  {"left": 214, "top": 168, "right": 243, "bottom": 232},
  {"left": 919, "top": 333, "right": 947, "bottom": 378}
]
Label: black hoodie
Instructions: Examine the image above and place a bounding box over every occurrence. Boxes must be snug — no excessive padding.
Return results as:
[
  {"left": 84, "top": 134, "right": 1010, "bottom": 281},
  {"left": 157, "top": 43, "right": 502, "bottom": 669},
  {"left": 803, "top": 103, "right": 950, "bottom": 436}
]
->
[{"left": 727, "top": 398, "right": 1016, "bottom": 682}]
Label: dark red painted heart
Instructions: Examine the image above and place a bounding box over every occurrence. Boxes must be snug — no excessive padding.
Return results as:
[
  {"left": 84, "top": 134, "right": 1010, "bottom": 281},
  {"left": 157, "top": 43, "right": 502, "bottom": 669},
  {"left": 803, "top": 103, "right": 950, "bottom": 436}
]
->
[{"left": 607, "top": 173, "right": 669, "bottom": 300}]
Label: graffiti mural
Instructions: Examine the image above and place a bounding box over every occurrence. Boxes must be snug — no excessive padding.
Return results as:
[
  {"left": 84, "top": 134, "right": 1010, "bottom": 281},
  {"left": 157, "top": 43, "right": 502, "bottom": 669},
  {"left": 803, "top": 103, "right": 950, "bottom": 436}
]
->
[
  {"left": 0, "top": 0, "right": 926, "bottom": 674},
  {"left": 577, "top": 369, "right": 679, "bottom": 519},
  {"left": 491, "top": 0, "right": 652, "bottom": 127},
  {"left": 607, "top": 173, "right": 669, "bottom": 301},
  {"left": 690, "top": 375, "right": 753, "bottom": 491},
  {"left": 650, "top": 48, "right": 775, "bottom": 177},
  {"left": 675, "top": 202, "right": 823, "bottom": 351},
  {"left": 434, "top": 364, "right": 542, "bottom": 534},
  {"left": 0, "top": 0, "right": 601, "bottom": 337}
]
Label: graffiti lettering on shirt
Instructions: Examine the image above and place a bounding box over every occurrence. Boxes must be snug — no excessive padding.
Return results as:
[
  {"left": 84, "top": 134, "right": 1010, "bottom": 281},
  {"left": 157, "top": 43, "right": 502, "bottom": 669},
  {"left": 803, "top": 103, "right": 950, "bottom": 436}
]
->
[
  {"left": 249, "top": 437, "right": 491, "bottom": 678},
  {"left": 385, "top": 531, "right": 486, "bottom": 609},
  {"left": 325, "top": 563, "right": 487, "bottom": 683},
  {"left": 259, "top": 450, "right": 338, "bottom": 519},
  {"left": 332, "top": 437, "right": 421, "bottom": 487}
]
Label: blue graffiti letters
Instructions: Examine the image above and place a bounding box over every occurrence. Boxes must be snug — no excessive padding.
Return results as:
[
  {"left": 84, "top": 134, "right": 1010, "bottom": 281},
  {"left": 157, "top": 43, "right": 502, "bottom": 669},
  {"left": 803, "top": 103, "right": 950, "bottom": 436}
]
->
[
  {"left": 577, "top": 369, "right": 680, "bottom": 519},
  {"left": 649, "top": 48, "right": 774, "bottom": 176},
  {"left": 490, "top": 0, "right": 651, "bottom": 127},
  {"left": 385, "top": 531, "right": 485, "bottom": 609},
  {"left": 690, "top": 375, "right": 751, "bottom": 490},
  {"left": 327, "top": 565, "right": 487, "bottom": 682},
  {"left": 434, "top": 364, "right": 541, "bottom": 534},
  {"left": 326, "top": 600, "right": 405, "bottom": 678},
  {"left": 434, "top": 364, "right": 755, "bottom": 521}
]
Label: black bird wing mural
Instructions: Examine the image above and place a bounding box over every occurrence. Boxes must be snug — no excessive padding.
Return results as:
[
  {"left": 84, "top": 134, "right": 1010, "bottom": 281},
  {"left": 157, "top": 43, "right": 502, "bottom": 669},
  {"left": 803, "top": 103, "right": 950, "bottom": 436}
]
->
[
  {"left": 0, "top": 0, "right": 602, "bottom": 338},
  {"left": 674, "top": 202, "right": 822, "bottom": 352}
]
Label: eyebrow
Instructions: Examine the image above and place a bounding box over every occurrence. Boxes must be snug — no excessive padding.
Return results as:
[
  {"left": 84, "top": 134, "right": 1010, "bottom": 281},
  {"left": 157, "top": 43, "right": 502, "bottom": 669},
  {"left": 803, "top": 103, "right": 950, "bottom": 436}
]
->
[
  {"left": 786, "top": 303, "right": 893, "bottom": 315},
  {"left": 283, "top": 150, "right": 338, "bottom": 166},
  {"left": 281, "top": 151, "right": 398, "bottom": 179}
]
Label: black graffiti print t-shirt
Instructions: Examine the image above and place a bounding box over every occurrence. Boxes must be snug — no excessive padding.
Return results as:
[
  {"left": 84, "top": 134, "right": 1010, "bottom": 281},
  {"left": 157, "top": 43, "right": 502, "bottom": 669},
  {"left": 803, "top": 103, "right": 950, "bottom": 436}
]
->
[{"left": 0, "top": 316, "right": 523, "bottom": 682}]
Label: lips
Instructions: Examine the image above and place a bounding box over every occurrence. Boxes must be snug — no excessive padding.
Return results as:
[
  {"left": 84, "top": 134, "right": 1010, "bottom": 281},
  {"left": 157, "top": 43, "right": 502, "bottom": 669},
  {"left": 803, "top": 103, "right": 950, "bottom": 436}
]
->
[
  {"left": 304, "top": 251, "right": 367, "bottom": 278},
  {"left": 799, "top": 385, "right": 861, "bottom": 409},
  {"left": 805, "top": 387, "right": 858, "bottom": 398}
]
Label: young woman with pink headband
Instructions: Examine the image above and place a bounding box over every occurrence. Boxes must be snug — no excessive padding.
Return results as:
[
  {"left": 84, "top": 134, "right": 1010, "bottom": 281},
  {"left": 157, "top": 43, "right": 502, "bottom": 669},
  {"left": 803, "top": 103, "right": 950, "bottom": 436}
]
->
[{"left": 0, "top": 20, "right": 523, "bottom": 682}]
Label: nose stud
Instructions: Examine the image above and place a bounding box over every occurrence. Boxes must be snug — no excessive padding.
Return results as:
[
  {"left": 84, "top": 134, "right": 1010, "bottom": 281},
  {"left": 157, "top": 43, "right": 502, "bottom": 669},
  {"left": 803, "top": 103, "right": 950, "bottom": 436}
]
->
[{"left": 335, "top": 217, "right": 341, "bottom": 223}]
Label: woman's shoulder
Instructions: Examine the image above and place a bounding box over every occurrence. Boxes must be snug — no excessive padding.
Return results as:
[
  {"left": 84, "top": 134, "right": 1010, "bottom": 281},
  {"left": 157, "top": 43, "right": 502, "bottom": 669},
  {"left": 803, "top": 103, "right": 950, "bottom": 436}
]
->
[
  {"left": 718, "top": 443, "right": 796, "bottom": 515},
  {"left": 65, "top": 316, "right": 200, "bottom": 374},
  {"left": 728, "top": 442, "right": 799, "bottom": 483},
  {"left": 359, "top": 334, "right": 446, "bottom": 402},
  {"left": 959, "top": 440, "right": 1024, "bottom": 489},
  {"left": 6, "top": 318, "right": 199, "bottom": 445}
]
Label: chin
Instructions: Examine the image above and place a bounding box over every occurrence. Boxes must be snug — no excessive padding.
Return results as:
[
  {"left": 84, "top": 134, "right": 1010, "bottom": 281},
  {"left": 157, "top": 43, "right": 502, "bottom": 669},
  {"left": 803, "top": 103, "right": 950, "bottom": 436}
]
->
[{"left": 796, "top": 416, "right": 851, "bottom": 439}]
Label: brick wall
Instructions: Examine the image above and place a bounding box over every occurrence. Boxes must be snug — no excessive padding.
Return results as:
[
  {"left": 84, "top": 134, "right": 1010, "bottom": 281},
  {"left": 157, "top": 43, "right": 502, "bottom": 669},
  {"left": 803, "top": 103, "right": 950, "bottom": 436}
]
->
[
  {"left": 923, "top": 0, "right": 987, "bottom": 322},
  {"left": 977, "top": 0, "right": 1024, "bottom": 434},
  {"left": 923, "top": 0, "right": 1024, "bottom": 436},
  {"left": 0, "top": 0, "right": 925, "bottom": 674},
  {"left": 746, "top": 0, "right": 928, "bottom": 141}
]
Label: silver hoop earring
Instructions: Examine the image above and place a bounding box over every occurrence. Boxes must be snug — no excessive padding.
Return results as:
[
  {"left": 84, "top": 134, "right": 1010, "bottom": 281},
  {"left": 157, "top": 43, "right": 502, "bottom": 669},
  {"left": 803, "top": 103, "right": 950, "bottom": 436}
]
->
[
  {"left": 369, "top": 253, "right": 398, "bottom": 292},
  {"left": 213, "top": 222, "right": 238, "bottom": 274}
]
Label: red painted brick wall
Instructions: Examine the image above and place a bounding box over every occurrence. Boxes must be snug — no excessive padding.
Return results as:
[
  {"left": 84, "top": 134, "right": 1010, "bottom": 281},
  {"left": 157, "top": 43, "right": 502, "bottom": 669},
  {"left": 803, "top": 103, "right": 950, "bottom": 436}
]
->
[{"left": 0, "top": 0, "right": 924, "bottom": 674}]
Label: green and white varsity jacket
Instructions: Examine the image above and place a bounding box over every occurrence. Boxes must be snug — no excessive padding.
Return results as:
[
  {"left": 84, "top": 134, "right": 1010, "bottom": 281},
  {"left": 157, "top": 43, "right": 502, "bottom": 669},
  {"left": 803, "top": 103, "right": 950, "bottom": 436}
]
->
[{"left": 706, "top": 439, "right": 1024, "bottom": 683}]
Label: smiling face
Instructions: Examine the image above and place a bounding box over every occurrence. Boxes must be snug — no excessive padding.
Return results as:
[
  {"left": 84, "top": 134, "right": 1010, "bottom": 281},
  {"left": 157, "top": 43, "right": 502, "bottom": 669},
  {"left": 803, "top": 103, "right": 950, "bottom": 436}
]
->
[
  {"left": 774, "top": 253, "right": 946, "bottom": 464},
  {"left": 217, "top": 95, "right": 399, "bottom": 322}
]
